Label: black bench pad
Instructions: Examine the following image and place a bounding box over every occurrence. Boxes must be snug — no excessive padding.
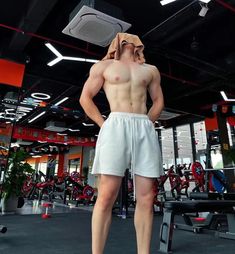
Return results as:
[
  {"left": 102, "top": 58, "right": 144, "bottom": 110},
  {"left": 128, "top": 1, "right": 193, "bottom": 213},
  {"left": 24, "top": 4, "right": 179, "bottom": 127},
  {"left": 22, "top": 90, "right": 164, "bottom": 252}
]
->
[
  {"left": 164, "top": 200, "right": 235, "bottom": 213},
  {"left": 189, "top": 192, "right": 235, "bottom": 200}
]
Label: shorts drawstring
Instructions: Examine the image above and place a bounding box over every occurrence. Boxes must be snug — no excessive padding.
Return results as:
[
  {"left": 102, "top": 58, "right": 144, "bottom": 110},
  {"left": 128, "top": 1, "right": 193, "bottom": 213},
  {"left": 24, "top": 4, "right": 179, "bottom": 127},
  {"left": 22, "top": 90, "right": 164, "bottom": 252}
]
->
[{"left": 130, "top": 117, "right": 136, "bottom": 201}]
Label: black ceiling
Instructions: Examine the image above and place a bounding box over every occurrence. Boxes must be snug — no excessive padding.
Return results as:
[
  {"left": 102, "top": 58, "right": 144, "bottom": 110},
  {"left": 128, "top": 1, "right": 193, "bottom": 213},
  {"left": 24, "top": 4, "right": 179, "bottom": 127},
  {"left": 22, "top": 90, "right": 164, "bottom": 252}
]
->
[{"left": 1, "top": 0, "right": 235, "bottom": 141}]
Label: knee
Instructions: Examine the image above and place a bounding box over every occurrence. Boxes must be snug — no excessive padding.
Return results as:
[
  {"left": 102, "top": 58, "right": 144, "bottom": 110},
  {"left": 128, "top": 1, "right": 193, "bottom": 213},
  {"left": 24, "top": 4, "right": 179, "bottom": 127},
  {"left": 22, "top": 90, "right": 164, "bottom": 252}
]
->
[
  {"left": 96, "top": 192, "right": 117, "bottom": 211},
  {"left": 136, "top": 192, "right": 154, "bottom": 209}
]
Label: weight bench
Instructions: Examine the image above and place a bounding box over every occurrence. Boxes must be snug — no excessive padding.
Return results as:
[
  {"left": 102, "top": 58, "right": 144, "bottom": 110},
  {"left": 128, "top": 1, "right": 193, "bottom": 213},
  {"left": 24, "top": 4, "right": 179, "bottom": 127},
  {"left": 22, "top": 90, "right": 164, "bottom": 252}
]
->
[{"left": 159, "top": 200, "right": 235, "bottom": 253}]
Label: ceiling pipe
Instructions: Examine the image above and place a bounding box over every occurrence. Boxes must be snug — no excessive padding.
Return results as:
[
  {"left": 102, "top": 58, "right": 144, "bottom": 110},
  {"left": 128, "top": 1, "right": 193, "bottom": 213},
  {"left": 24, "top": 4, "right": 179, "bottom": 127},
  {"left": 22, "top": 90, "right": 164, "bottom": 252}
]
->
[
  {"left": 162, "top": 5, "right": 224, "bottom": 45},
  {"left": 9, "top": 0, "right": 58, "bottom": 50},
  {"left": 142, "top": 0, "right": 198, "bottom": 38},
  {"left": 148, "top": 45, "right": 229, "bottom": 80},
  {"left": 215, "top": 0, "right": 235, "bottom": 13},
  {"left": 161, "top": 72, "right": 201, "bottom": 87},
  {"left": 0, "top": 23, "right": 102, "bottom": 58}
]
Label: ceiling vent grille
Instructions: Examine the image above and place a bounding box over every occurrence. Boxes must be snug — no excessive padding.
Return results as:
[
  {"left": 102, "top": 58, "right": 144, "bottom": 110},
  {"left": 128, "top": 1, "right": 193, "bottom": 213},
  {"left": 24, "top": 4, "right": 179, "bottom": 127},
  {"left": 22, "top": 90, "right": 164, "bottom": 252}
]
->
[{"left": 62, "top": 0, "right": 131, "bottom": 47}]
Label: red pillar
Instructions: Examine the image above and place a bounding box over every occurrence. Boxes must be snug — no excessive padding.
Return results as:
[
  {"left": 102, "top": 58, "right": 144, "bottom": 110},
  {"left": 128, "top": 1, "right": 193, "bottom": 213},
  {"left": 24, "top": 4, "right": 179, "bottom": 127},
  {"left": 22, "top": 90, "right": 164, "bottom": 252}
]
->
[
  {"left": 80, "top": 146, "right": 84, "bottom": 176},
  {"left": 58, "top": 153, "right": 65, "bottom": 177}
]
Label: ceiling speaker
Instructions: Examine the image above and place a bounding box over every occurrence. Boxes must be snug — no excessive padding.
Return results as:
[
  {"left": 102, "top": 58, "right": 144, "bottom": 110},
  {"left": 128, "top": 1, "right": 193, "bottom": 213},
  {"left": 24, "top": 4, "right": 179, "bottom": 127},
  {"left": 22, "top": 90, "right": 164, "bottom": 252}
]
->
[{"left": 62, "top": 1, "right": 131, "bottom": 47}]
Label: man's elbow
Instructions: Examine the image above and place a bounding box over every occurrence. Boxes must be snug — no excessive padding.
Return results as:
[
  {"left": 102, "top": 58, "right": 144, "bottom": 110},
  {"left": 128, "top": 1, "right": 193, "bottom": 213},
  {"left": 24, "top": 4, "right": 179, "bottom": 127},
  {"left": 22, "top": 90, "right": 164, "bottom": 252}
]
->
[
  {"left": 79, "top": 94, "right": 87, "bottom": 109},
  {"left": 79, "top": 96, "right": 84, "bottom": 107}
]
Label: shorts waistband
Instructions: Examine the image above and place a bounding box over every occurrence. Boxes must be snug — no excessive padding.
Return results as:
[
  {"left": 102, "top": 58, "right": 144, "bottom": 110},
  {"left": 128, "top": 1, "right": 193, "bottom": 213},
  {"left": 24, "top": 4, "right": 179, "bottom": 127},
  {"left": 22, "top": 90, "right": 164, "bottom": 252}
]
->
[{"left": 109, "top": 112, "right": 149, "bottom": 119}]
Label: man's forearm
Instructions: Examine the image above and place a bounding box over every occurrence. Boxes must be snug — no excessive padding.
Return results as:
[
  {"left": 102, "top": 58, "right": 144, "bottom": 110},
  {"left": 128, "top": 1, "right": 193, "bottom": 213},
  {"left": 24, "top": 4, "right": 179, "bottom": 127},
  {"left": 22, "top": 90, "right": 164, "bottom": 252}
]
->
[
  {"left": 80, "top": 98, "right": 104, "bottom": 127},
  {"left": 147, "top": 102, "right": 164, "bottom": 123}
]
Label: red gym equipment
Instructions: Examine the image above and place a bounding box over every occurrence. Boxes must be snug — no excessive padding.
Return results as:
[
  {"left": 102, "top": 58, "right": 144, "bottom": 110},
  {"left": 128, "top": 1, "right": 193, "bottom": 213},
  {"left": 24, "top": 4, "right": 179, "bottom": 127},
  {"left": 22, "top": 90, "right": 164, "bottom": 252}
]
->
[{"left": 41, "top": 203, "right": 53, "bottom": 219}]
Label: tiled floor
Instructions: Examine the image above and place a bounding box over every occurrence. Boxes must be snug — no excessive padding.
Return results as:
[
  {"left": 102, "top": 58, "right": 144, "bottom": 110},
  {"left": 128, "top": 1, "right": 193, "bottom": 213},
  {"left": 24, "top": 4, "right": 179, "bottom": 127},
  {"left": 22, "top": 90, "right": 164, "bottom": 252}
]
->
[{"left": 13, "top": 198, "right": 94, "bottom": 216}]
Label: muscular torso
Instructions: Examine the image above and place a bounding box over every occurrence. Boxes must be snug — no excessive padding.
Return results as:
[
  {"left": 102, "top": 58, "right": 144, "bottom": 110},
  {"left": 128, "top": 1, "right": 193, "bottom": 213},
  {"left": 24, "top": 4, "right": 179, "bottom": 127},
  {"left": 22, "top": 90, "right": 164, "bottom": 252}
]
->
[{"left": 103, "top": 60, "right": 153, "bottom": 114}]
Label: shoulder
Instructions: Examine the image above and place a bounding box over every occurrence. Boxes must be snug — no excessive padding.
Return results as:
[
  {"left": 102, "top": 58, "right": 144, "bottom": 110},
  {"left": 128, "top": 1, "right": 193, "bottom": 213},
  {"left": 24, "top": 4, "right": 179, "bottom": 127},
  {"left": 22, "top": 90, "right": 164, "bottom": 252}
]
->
[
  {"left": 89, "top": 59, "right": 114, "bottom": 75},
  {"left": 143, "top": 63, "right": 160, "bottom": 77}
]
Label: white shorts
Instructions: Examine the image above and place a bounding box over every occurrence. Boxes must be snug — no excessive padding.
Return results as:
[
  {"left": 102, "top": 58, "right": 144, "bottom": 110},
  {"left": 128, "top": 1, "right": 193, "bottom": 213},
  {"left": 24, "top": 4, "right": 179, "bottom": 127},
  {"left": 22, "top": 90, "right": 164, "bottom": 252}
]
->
[{"left": 92, "top": 112, "right": 163, "bottom": 178}]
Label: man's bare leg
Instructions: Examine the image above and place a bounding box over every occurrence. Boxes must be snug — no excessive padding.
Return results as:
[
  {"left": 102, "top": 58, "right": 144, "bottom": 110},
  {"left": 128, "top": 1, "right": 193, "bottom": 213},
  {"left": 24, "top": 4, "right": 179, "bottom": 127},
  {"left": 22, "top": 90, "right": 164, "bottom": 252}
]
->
[
  {"left": 92, "top": 175, "right": 122, "bottom": 254},
  {"left": 134, "top": 175, "right": 155, "bottom": 254}
]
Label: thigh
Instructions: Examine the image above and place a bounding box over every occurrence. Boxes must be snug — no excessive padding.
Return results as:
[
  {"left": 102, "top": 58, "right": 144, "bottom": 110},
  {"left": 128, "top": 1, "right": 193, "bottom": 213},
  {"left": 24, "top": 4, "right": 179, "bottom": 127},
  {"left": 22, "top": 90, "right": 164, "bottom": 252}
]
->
[
  {"left": 135, "top": 175, "right": 155, "bottom": 200},
  {"left": 97, "top": 175, "right": 123, "bottom": 201}
]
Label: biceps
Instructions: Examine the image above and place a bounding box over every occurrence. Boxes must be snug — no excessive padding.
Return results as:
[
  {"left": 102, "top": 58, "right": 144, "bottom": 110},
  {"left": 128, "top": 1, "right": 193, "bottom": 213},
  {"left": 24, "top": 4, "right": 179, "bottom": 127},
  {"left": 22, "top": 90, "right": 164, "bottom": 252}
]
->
[
  {"left": 82, "top": 76, "right": 104, "bottom": 98},
  {"left": 148, "top": 82, "right": 163, "bottom": 102}
]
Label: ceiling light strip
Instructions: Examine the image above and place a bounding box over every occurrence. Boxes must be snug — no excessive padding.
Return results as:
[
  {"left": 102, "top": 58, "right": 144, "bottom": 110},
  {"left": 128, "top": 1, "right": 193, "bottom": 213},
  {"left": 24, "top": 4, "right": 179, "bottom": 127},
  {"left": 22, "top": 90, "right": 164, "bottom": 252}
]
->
[
  {"left": 160, "top": 0, "right": 177, "bottom": 6},
  {"left": 82, "top": 122, "right": 95, "bottom": 127},
  {"left": 45, "top": 43, "right": 98, "bottom": 66},
  {"left": 54, "top": 97, "right": 69, "bottom": 106},
  {"left": 28, "top": 111, "right": 46, "bottom": 123},
  {"left": 220, "top": 91, "right": 235, "bottom": 102}
]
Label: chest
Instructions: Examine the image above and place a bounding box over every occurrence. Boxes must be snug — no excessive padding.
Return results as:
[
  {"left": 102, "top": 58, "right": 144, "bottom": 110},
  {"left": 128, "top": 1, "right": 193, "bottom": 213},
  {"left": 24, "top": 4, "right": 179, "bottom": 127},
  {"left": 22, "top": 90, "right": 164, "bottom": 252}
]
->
[{"left": 103, "top": 62, "right": 152, "bottom": 86}]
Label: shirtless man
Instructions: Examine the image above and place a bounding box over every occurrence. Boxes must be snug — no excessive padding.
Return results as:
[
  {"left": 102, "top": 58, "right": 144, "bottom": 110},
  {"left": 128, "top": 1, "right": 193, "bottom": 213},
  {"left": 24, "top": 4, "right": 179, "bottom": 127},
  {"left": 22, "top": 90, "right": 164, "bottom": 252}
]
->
[{"left": 79, "top": 33, "right": 164, "bottom": 254}]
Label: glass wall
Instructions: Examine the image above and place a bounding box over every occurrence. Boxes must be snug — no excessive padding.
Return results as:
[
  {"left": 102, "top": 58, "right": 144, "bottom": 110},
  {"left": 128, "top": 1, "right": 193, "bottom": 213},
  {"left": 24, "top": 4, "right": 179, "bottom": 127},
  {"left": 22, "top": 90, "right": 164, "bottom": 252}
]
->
[
  {"left": 161, "top": 121, "right": 208, "bottom": 169},
  {"left": 161, "top": 128, "right": 174, "bottom": 169},
  {"left": 176, "top": 125, "right": 193, "bottom": 165},
  {"left": 194, "top": 121, "right": 207, "bottom": 165}
]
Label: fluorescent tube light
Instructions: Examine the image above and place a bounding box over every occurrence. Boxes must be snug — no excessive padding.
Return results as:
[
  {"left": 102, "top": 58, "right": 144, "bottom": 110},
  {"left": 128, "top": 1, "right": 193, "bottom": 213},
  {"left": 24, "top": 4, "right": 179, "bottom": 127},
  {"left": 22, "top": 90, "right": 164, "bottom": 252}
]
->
[
  {"left": 199, "top": 0, "right": 211, "bottom": 3},
  {"left": 47, "top": 57, "right": 63, "bottom": 66},
  {"left": 54, "top": 97, "right": 69, "bottom": 106},
  {"left": 82, "top": 122, "right": 95, "bottom": 127},
  {"left": 32, "top": 155, "right": 42, "bottom": 158},
  {"left": 28, "top": 111, "right": 46, "bottom": 123},
  {"left": 57, "top": 133, "right": 67, "bottom": 136},
  {"left": 160, "top": 0, "right": 177, "bottom": 6},
  {"left": 45, "top": 42, "right": 98, "bottom": 66},
  {"left": 63, "top": 56, "right": 85, "bottom": 62},
  {"left": 68, "top": 128, "right": 80, "bottom": 132},
  {"left": 45, "top": 42, "right": 62, "bottom": 57},
  {"left": 220, "top": 91, "right": 235, "bottom": 102},
  {"left": 45, "top": 42, "right": 63, "bottom": 66}
]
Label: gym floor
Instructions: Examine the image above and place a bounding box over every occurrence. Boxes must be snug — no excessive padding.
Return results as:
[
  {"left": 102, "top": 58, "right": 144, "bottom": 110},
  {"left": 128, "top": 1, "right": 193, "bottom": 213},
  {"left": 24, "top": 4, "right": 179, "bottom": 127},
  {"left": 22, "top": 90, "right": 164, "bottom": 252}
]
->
[{"left": 0, "top": 201, "right": 234, "bottom": 254}]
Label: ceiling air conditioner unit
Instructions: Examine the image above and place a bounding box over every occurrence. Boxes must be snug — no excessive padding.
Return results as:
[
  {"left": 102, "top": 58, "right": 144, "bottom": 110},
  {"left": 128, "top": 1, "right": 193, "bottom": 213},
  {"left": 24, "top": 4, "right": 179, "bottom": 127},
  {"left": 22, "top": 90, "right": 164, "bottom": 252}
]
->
[
  {"left": 62, "top": 0, "right": 131, "bottom": 47},
  {"left": 44, "top": 121, "right": 68, "bottom": 132}
]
